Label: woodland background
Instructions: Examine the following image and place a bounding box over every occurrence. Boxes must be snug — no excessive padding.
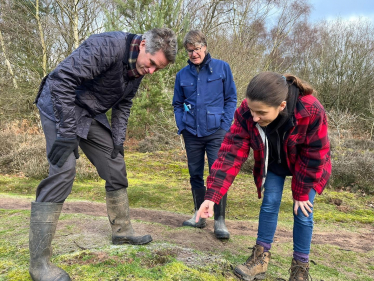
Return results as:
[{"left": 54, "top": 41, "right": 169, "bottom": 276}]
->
[
  {"left": 0, "top": 0, "right": 374, "bottom": 195},
  {"left": 0, "top": 2, "right": 373, "bottom": 279}
]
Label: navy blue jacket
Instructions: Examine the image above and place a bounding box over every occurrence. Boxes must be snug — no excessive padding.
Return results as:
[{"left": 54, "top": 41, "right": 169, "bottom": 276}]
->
[
  {"left": 35, "top": 31, "right": 143, "bottom": 145},
  {"left": 172, "top": 54, "right": 237, "bottom": 137}
]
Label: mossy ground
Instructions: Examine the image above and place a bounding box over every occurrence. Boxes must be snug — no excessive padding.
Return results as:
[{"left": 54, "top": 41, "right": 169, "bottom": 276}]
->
[{"left": 0, "top": 149, "right": 373, "bottom": 280}]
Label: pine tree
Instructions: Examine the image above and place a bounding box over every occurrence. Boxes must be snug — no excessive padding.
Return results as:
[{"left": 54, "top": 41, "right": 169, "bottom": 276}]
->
[{"left": 105, "top": 0, "right": 190, "bottom": 139}]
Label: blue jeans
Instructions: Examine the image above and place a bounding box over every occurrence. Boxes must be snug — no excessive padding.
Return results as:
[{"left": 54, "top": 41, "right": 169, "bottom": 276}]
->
[
  {"left": 182, "top": 129, "right": 226, "bottom": 190},
  {"left": 257, "top": 171, "right": 316, "bottom": 254}
]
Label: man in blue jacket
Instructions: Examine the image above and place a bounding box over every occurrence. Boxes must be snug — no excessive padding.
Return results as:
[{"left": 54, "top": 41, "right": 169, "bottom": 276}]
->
[
  {"left": 30, "top": 28, "right": 177, "bottom": 281},
  {"left": 172, "top": 30, "right": 237, "bottom": 239}
]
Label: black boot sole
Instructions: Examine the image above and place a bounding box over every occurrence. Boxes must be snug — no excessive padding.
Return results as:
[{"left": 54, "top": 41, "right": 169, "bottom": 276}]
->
[
  {"left": 182, "top": 221, "right": 207, "bottom": 228},
  {"left": 215, "top": 232, "right": 230, "bottom": 239},
  {"left": 112, "top": 234, "right": 153, "bottom": 245}
]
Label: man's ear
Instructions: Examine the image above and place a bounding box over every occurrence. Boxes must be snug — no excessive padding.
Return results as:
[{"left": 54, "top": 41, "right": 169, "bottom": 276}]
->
[{"left": 139, "top": 40, "right": 146, "bottom": 51}]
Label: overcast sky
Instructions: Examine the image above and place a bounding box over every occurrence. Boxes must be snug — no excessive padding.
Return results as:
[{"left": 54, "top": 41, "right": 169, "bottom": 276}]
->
[{"left": 308, "top": 0, "right": 374, "bottom": 22}]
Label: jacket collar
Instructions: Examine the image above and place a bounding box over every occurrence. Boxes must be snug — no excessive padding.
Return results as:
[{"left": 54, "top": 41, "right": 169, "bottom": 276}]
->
[
  {"left": 188, "top": 53, "right": 212, "bottom": 72},
  {"left": 294, "top": 97, "right": 311, "bottom": 120},
  {"left": 242, "top": 99, "right": 252, "bottom": 120}
]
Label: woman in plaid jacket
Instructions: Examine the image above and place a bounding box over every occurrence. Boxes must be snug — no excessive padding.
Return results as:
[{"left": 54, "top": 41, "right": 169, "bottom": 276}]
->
[{"left": 196, "top": 72, "right": 331, "bottom": 281}]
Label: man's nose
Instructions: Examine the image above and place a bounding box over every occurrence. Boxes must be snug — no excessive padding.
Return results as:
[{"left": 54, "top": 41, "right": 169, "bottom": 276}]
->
[{"left": 149, "top": 66, "right": 157, "bottom": 74}]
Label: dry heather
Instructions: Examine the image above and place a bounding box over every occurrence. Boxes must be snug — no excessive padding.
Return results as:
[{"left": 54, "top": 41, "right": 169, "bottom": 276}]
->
[
  {"left": 1, "top": 120, "right": 373, "bottom": 194},
  {"left": 137, "top": 132, "right": 179, "bottom": 153},
  {"left": 329, "top": 129, "right": 374, "bottom": 194},
  {"left": 0, "top": 120, "right": 99, "bottom": 180}
]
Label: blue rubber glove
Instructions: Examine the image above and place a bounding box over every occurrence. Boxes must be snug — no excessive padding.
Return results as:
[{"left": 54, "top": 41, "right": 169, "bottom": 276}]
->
[{"left": 48, "top": 138, "right": 79, "bottom": 167}]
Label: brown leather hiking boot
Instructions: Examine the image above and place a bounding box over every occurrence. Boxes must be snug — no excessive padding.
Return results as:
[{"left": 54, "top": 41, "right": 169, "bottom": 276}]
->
[
  {"left": 289, "top": 258, "right": 312, "bottom": 281},
  {"left": 234, "top": 245, "right": 271, "bottom": 281}
]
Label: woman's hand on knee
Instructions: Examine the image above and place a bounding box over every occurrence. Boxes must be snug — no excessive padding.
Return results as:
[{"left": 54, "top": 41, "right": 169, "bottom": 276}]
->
[
  {"left": 294, "top": 200, "right": 313, "bottom": 217},
  {"left": 196, "top": 200, "right": 215, "bottom": 221}
]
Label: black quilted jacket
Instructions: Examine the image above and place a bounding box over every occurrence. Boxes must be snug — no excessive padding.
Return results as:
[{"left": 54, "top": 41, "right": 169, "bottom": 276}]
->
[{"left": 36, "top": 31, "right": 143, "bottom": 145}]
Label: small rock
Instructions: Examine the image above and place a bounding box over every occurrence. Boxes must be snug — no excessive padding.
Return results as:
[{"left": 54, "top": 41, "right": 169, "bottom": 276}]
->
[{"left": 330, "top": 198, "right": 342, "bottom": 206}]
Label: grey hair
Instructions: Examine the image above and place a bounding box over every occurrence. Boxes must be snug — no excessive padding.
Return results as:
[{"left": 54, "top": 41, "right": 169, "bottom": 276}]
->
[
  {"left": 183, "top": 30, "right": 207, "bottom": 49},
  {"left": 142, "top": 28, "right": 178, "bottom": 63}
]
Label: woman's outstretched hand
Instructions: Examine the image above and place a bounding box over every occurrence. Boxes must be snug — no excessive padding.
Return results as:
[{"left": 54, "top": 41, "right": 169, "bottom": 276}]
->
[{"left": 196, "top": 200, "right": 215, "bottom": 222}]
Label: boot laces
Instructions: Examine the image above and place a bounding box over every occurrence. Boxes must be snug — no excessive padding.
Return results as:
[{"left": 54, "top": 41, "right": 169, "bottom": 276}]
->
[
  {"left": 289, "top": 264, "right": 313, "bottom": 281},
  {"left": 244, "top": 247, "right": 267, "bottom": 268}
]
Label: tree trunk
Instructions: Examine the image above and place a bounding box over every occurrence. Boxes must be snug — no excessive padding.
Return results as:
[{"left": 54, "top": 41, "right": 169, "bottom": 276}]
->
[
  {"left": 0, "top": 30, "right": 18, "bottom": 89},
  {"left": 35, "top": 0, "right": 47, "bottom": 77}
]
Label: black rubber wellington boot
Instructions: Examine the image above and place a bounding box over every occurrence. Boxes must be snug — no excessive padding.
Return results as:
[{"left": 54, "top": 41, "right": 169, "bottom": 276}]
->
[
  {"left": 29, "top": 202, "right": 71, "bottom": 281},
  {"left": 182, "top": 188, "right": 206, "bottom": 228},
  {"left": 106, "top": 189, "right": 152, "bottom": 245},
  {"left": 214, "top": 194, "right": 230, "bottom": 239}
]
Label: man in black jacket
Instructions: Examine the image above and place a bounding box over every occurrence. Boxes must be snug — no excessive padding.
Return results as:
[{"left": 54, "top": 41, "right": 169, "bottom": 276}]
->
[{"left": 30, "top": 28, "right": 177, "bottom": 281}]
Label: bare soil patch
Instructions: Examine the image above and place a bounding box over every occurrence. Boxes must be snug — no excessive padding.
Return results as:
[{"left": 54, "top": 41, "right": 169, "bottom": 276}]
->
[{"left": 1, "top": 197, "right": 373, "bottom": 254}]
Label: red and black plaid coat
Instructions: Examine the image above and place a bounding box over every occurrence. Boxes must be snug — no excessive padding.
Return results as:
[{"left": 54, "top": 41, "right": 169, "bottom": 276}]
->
[{"left": 205, "top": 96, "right": 331, "bottom": 204}]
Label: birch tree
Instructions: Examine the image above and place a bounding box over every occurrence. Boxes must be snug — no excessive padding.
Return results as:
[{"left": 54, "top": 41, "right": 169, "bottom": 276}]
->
[
  {"left": 52, "top": 0, "right": 114, "bottom": 57},
  {"left": 21, "top": 0, "right": 49, "bottom": 76},
  {"left": 262, "top": 0, "right": 310, "bottom": 72},
  {"left": 55, "top": 0, "right": 80, "bottom": 49},
  {"left": 288, "top": 18, "right": 374, "bottom": 114},
  {"left": 0, "top": 30, "right": 17, "bottom": 88}
]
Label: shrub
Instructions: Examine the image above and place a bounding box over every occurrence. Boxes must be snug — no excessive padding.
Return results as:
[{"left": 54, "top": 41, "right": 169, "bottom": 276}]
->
[
  {"left": 137, "top": 132, "right": 179, "bottom": 153},
  {"left": 330, "top": 149, "right": 374, "bottom": 194},
  {"left": 2, "top": 120, "right": 374, "bottom": 195},
  {"left": 329, "top": 129, "right": 374, "bottom": 194},
  {"left": 342, "top": 139, "right": 374, "bottom": 151},
  {"left": 0, "top": 120, "right": 100, "bottom": 180},
  {"left": 0, "top": 120, "right": 47, "bottom": 178}
]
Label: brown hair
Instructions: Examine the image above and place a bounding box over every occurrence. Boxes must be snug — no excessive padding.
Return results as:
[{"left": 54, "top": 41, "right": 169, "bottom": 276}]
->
[
  {"left": 283, "top": 73, "right": 316, "bottom": 96},
  {"left": 183, "top": 30, "right": 207, "bottom": 49},
  {"left": 246, "top": 72, "right": 316, "bottom": 107}
]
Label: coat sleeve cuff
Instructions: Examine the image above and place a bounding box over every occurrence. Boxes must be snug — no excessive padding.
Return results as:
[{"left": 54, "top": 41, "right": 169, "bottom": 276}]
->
[
  {"left": 205, "top": 189, "right": 223, "bottom": 204},
  {"left": 292, "top": 192, "right": 310, "bottom": 201}
]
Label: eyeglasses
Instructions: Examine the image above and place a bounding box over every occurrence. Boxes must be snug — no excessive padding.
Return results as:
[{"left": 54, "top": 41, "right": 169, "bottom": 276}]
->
[{"left": 186, "top": 47, "right": 203, "bottom": 55}]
